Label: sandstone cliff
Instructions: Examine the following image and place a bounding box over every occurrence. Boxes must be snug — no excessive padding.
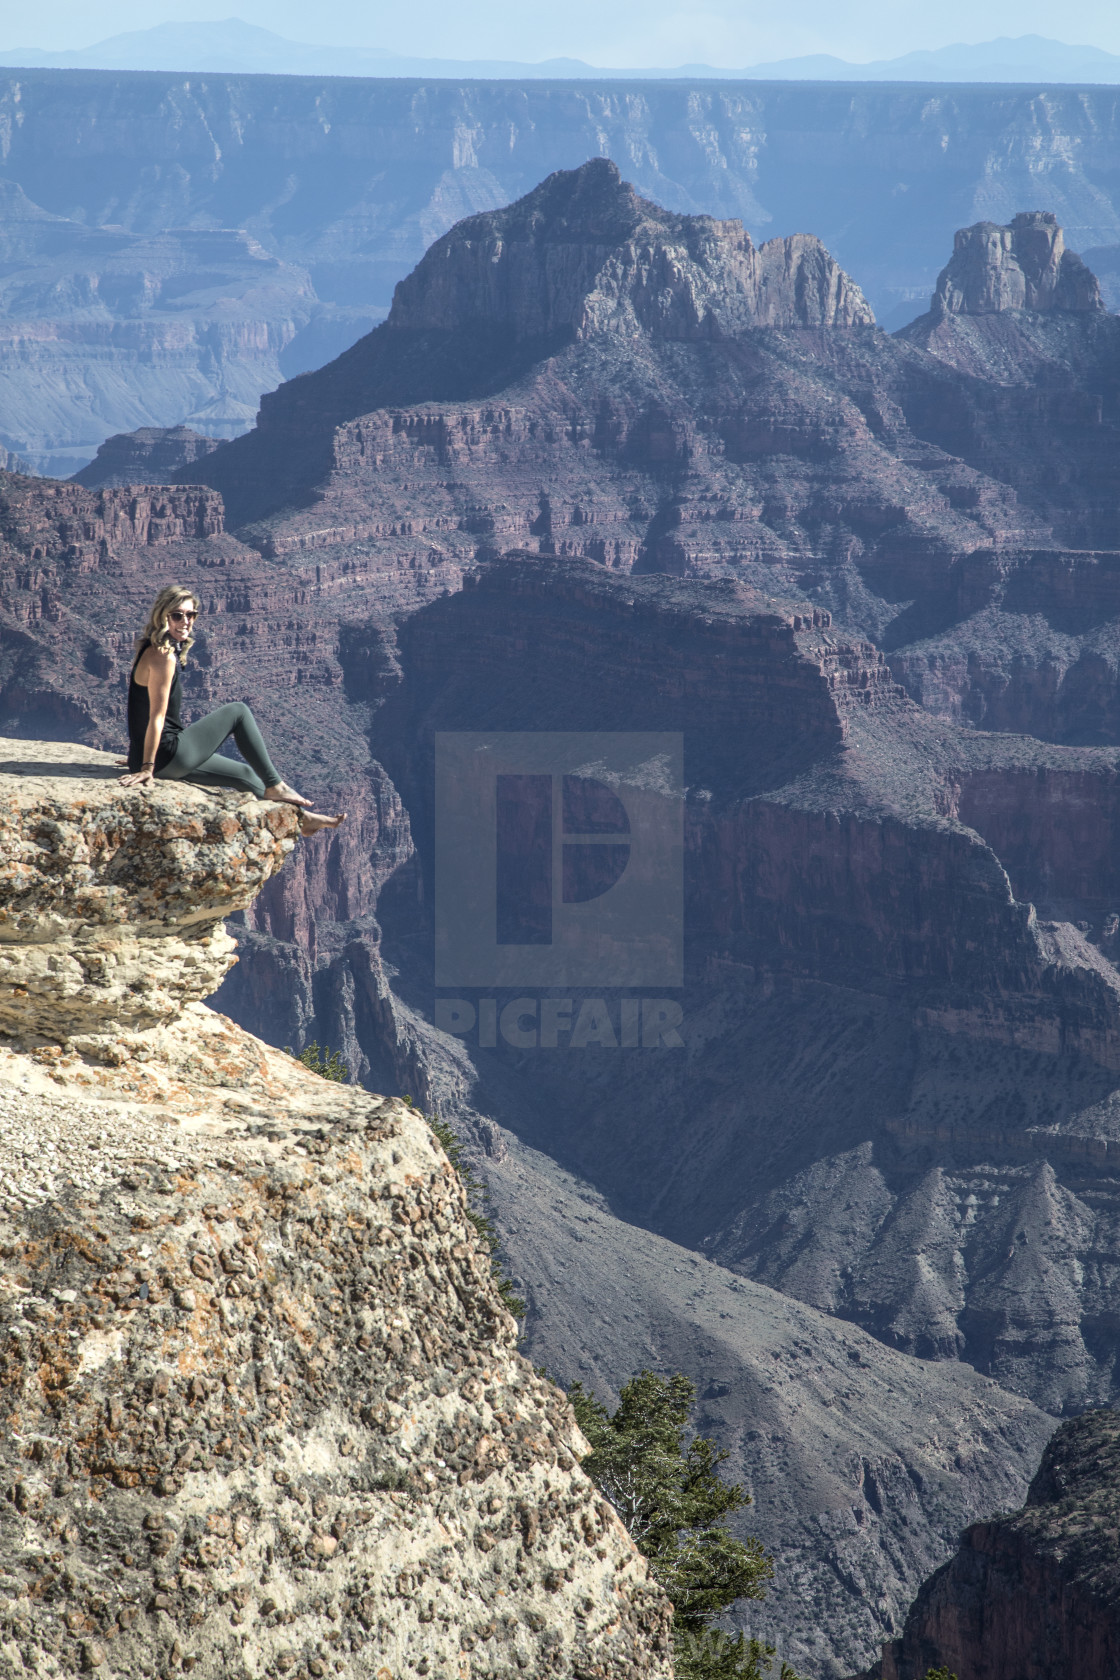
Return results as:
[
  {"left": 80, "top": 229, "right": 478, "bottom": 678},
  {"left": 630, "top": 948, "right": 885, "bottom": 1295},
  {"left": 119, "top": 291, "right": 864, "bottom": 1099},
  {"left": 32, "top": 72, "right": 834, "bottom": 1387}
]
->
[
  {"left": 0, "top": 471, "right": 224, "bottom": 567},
  {"left": 0, "top": 740, "right": 672, "bottom": 1679},
  {"left": 874, "top": 1408, "right": 1120, "bottom": 1680}
]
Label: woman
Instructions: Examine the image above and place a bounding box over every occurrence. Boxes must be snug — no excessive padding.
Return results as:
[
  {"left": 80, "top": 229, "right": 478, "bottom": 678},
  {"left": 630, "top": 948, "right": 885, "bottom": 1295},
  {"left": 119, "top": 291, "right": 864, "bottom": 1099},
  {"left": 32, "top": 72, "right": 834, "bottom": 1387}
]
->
[{"left": 118, "top": 585, "right": 345, "bottom": 836}]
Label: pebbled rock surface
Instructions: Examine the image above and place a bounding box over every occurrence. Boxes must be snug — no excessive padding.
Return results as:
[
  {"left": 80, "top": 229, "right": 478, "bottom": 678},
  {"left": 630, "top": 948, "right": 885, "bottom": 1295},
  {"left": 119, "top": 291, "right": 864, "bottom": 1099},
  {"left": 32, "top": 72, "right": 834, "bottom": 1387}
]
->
[
  {"left": 0, "top": 741, "right": 672, "bottom": 1680},
  {"left": 0, "top": 739, "right": 298, "bottom": 1060},
  {"left": 873, "top": 1408, "right": 1120, "bottom": 1680}
]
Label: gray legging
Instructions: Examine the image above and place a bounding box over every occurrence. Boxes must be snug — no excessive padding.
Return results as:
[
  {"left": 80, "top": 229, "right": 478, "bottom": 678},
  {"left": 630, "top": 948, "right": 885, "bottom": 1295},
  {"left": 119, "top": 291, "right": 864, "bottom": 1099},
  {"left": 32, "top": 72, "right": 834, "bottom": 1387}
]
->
[{"left": 158, "top": 703, "right": 281, "bottom": 797}]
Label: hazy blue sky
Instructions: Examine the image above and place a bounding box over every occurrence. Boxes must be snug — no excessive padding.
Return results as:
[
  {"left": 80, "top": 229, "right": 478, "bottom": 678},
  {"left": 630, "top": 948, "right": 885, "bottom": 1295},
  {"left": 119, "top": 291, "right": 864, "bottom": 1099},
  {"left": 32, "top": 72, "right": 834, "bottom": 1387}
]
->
[{"left": 6, "top": 0, "right": 1120, "bottom": 65}]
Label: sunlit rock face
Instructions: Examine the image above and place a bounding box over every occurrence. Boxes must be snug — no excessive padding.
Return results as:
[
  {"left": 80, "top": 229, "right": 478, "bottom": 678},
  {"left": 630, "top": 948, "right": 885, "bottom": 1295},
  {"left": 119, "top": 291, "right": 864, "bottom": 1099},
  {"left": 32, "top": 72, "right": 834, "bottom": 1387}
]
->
[
  {"left": 929, "top": 211, "right": 1103, "bottom": 317},
  {"left": 0, "top": 741, "right": 672, "bottom": 1680},
  {"left": 0, "top": 740, "right": 297, "bottom": 1048}
]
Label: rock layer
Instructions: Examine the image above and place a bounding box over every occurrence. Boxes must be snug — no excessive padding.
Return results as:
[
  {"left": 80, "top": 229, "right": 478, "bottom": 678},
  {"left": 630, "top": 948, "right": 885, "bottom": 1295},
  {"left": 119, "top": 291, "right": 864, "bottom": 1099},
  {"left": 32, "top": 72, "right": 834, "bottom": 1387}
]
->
[
  {"left": 0, "top": 189, "right": 323, "bottom": 475},
  {"left": 187, "top": 169, "right": 1120, "bottom": 572},
  {"left": 0, "top": 472, "right": 224, "bottom": 566},
  {"left": 0, "top": 742, "right": 672, "bottom": 1680},
  {"left": 388, "top": 159, "right": 873, "bottom": 344},
  {"left": 0, "top": 740, "right": 297, "bottom": 1044},
  {"left": 6, "top": 70, "right": 1120, "bottom": 467},
  {"left": 73, "top": 428, "right": 221, "bottom": 490}
]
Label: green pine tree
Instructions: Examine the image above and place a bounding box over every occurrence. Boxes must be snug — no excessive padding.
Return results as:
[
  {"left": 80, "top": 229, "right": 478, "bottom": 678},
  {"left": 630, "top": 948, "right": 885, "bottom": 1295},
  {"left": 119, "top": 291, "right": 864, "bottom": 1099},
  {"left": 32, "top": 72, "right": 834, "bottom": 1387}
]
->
[
  {"left": 287, "top": 1040, "right": 349, "bottom": 1082},
  {"left": 569, "top": 1370, "right": 803, "bottom": 1680}
]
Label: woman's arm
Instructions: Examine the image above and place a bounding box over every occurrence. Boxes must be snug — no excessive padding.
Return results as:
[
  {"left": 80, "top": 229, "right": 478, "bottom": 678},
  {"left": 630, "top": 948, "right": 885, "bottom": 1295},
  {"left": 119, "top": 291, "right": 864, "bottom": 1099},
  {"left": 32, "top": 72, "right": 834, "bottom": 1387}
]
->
[{"left": 118, "top": 650, "right": 175, "bottom": 787}]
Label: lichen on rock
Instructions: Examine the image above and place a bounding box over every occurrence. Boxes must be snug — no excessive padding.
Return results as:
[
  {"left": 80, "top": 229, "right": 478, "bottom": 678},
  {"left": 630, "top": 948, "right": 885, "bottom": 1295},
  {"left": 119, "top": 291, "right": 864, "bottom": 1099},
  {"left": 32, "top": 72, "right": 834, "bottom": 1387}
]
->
[{"left": 0, "top": 740, "right": 672, "bottom": 1678}]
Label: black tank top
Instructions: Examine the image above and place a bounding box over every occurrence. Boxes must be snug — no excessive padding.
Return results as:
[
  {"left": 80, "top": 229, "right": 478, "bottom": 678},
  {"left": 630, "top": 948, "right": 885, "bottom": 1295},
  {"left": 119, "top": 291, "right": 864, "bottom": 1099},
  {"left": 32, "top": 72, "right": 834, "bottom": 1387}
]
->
[{"left": 127, "top": 640, "right": 184, "bottom": 772}]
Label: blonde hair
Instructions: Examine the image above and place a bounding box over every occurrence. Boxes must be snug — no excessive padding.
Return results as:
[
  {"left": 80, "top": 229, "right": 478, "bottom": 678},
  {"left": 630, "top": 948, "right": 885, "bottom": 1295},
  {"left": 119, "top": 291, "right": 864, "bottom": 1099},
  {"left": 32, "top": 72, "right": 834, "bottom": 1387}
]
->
[{"left": 136, "top": 585, "right": 199, "bottom": 666}]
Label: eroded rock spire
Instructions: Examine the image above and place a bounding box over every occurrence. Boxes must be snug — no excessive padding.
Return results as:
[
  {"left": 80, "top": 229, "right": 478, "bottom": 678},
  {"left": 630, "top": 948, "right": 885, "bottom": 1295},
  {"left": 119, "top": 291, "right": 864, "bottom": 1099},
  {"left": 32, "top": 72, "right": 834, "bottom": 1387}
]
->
[{"left": 930, "top": 210, "right": 1103, "bottom": 316}]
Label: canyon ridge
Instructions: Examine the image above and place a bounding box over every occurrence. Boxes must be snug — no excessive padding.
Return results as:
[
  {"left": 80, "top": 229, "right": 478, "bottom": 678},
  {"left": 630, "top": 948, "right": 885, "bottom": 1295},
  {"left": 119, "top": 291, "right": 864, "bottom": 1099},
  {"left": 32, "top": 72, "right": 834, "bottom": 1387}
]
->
[
  {"left": 4, "top": 158, "right": 1120, "bottom": 1672},
  {"left": 4, "top": 69, "right": 1120, "bottom": 469}
]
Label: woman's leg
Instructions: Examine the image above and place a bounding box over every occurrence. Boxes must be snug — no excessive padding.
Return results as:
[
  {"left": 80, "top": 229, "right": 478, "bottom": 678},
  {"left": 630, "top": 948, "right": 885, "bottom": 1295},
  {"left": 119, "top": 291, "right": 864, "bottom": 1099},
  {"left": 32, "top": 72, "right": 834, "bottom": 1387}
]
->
[
  {"left": 159, "top": 703, "right": 282, "bottom": 793},
  {"left": 172, "top": 751, "right": 266, "bottom": 796}
]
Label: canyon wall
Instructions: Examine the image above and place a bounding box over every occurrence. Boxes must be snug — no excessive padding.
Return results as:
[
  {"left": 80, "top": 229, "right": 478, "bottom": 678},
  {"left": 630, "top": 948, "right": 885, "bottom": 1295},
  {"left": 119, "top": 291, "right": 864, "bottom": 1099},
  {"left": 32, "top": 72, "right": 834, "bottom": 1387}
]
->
[
  {"left": 0, "top": 473, "right": 224, "bottom": 563},
  {"left": 3, "top": 71, "right": 1120, "bottom": 464},
  {"left": 7, "top": 175, "right": 1120, "bottom": 1670},
  {"left": 381, "top": 555, "right": 1120, "bottom": 1036},
  {"left": 0, "top": 193, "right": 331, "bottom": 475},
  {"left": 875, "top": 1408, "right": 1120, "bottom": 1680},
  {"left": 2, "top": 71, "right": 1119, "bottom": 319}
]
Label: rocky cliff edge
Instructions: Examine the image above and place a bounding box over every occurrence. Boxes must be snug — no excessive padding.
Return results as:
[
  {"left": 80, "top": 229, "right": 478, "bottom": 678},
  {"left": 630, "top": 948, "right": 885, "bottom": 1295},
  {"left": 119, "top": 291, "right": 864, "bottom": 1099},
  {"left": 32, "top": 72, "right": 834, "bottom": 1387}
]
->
[{"left": 0, "top": 740, "right": 672, "bottom": 1679}]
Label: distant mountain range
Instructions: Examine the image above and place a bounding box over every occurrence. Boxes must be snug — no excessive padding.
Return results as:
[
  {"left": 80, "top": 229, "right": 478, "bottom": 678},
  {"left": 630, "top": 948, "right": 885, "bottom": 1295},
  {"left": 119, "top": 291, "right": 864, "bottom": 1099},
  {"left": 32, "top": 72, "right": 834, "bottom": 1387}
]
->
[{"left": 3, "top": 22, "right": 1120, "bottom": 83}]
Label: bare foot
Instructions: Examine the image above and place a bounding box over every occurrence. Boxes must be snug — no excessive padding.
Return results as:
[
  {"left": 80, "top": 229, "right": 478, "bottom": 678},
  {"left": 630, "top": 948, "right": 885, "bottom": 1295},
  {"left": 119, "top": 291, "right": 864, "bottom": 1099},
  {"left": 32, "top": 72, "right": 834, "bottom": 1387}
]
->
[
  {"left": 263, "top": 781, "right": 313, "bottom": 810},
  {"left": 299, "top": 810, "right": 347, "bottom": 836}
]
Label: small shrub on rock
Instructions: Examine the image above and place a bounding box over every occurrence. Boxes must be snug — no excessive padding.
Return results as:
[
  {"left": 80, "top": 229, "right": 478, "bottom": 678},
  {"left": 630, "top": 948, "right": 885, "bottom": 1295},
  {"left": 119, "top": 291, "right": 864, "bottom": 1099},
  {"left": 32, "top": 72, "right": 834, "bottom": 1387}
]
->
[{"left": 288, "top": 1041, "right": 349, "bottom": 1082}]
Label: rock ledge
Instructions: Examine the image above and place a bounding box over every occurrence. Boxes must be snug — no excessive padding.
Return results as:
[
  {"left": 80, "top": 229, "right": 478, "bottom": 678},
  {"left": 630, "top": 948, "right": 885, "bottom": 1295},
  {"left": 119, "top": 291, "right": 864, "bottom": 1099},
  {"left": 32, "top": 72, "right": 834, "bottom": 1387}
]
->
[{"left": 0, "top": 742, "right": 671, "bottom": 1679}]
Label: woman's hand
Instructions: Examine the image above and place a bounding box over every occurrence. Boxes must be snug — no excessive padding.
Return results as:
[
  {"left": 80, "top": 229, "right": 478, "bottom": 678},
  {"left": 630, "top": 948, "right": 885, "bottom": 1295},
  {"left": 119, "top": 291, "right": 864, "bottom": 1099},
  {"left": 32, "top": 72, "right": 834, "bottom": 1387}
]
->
[{"left": 118, "top": 767, "right": 156, "bottom": 788}]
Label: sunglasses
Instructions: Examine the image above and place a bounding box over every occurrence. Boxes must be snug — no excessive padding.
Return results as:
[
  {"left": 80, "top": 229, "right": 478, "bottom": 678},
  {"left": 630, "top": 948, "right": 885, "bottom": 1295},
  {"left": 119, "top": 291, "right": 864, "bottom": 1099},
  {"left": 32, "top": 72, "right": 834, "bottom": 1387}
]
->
[{"left": 168, "top": 610, "right": 198, "bottom": 623}]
